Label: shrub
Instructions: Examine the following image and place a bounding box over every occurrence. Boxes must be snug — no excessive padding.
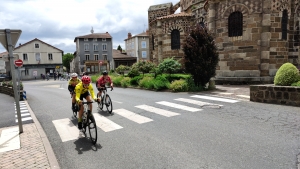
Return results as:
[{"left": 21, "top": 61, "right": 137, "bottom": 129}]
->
[
  {"left": 291, "top": 81, "right": 300, "bottom": 87},
  {"left": 111, "top": 76, "right": 124, "bottom": 87},
  {"left": 185, "top": 76, "right": 204, "bottom": 92},
  {"left": 130, "top": 75, "right": 143, "bottom": 86},
  {"left": 152, "top": 75, "right": 170, "bottom": 91},
  {"left": 120, "top": 77, "right": 131, "bottom": 87},
  {"left": 127, "top": 68, "right": 140, "bottom": 78},
  {"left": 158, "top": 57, "right": 181, "bottom": 76},
  {"left": 139, "top": 76, "right": 154, "bottom": 89},
  {"left": 169, "top": 79, "right": 188, "bottom": 92},
  {"left": 274, "top": 63, "right": 300, "bottom": 86}
]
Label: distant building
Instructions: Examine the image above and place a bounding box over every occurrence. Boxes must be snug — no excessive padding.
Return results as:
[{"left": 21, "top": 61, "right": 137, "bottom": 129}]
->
[
  {"left": 13, "top": 38, "right": 63, "bottom": 80},
  {"left": 124, "top": 30, "right": 150, "bottom": 62},
  {"left": 112, "top": 49, "right": 136, "bottom": 68},
  {"left": 73, "top": 29, "right": 113, "bottom": 74}
]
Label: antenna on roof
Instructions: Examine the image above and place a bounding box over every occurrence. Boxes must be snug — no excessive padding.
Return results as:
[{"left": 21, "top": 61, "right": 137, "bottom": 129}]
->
[
  {"left": 144, "top": 24, "right": 146, "bottom": 32},
  {"left": 91, "top": 27, "right": 94, "bottom": 34}
]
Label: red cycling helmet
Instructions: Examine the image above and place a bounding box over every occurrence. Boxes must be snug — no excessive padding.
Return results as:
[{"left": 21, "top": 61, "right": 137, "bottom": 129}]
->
[{"left": 81, "top": 76, "right": 91, "bottom": 84}]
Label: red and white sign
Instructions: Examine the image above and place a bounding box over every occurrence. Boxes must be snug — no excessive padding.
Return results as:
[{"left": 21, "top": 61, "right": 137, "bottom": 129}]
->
[
  {"left": 99, "top": 60, "right": 103, "bottom": 65},
  {"left": 14, "top": 59, "right": 23, "bottom": 67}
]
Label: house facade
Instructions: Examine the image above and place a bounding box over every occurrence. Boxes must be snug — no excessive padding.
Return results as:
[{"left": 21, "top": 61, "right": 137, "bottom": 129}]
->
[
  {"left": 13, "top": 38, "right": 63, "bottom": 80},
  {"left": 73, "top": 30, "right": 113, "bottom": 74},
  {"left": 149, "top": 0, "right": 300, "bottom": 83},
  {"left": 124, "top": 31, "right": 150, "bottom": 62},
  {"left": 113, "top": 49, "right": 137, "bottom": 68}
]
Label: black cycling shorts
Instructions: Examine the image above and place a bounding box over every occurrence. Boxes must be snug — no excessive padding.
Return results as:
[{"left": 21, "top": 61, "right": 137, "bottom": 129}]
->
[{"left": 79, "top": 91, "right": 90, "bottom": 100}]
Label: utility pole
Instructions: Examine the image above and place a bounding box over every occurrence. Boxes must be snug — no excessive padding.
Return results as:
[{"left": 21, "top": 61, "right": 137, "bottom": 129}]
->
[{"left": 0, "top": 29, "right": 23, "bottom": 133}]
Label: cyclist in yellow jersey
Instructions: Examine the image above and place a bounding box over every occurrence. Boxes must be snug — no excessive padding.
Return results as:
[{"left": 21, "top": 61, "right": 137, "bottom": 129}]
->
[
  {"left": 75, "top": 75, "right": 99, "bottom": 129},
  {"left": 68, "top": 73, "right": 81, "bottom": 111}
]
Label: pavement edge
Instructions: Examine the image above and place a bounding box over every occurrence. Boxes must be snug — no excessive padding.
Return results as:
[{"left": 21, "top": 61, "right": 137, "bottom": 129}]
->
[{"left": 25, "top": 101, "right": 60, "bottom": 169}]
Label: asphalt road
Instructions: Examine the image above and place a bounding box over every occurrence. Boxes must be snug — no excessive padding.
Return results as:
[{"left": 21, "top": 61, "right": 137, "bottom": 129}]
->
[{"left": 15, "top": 80, "right": 300, "bottom": 169}]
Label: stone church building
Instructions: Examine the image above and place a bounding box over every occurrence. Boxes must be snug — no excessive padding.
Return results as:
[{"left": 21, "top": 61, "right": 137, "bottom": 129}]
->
[{"left": 148, "top": 0, "right": 300, "bottom": 83}]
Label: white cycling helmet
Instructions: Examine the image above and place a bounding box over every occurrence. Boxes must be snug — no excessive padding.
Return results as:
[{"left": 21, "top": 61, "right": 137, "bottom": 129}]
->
[{"left": 71, "top": 73, "right": 78, "bottom": 77}]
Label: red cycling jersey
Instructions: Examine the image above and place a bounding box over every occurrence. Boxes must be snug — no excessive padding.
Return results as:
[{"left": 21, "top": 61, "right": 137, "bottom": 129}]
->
[{"left": 97, "top": 76, "right": 112, "bottom": 87}]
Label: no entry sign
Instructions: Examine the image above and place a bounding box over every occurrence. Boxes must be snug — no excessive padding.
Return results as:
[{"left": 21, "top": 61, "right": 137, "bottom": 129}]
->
[{"left": 14, "top": 59, "right": 23, "bottom": 67}]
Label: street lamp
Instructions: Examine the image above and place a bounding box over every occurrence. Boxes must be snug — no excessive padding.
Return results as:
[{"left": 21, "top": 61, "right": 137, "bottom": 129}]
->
[{"left": 0, "top": 29, "right": 23, "bottom": 133}]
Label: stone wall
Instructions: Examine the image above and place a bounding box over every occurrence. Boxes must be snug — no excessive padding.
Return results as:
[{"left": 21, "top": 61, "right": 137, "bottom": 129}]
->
[{"left": 250, "top": 84, "right": 300, "bottom": 106}]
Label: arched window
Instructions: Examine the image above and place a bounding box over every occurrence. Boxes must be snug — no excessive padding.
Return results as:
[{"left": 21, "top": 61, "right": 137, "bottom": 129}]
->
[
  {"left": 228, "top": 11, "right": 243, "bottom": 37},
  {"left": 152, "top": 34, "right": 154, "bottom": 50},
  {"left": 171, "top": 29, "right": 180, "bottom": 50},
  {"left": 282, "top": 9, "right": 288, "bottom": 40}
]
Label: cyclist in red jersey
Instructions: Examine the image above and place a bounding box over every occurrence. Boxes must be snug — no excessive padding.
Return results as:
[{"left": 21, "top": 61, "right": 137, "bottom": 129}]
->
[{"left": 96, "top": 70, "right": 113, "bottom": 101}]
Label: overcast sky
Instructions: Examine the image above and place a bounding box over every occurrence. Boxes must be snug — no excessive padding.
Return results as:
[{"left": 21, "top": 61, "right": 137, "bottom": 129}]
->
[{"left": 0, "top": 0, "right": 180, "bottom": 54}]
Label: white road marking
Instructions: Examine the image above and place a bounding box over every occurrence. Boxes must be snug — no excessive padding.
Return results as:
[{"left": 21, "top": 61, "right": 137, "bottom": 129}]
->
[
  {"left": 114, "top": 109, "right": 153, "bottom": 124},
  {"left": 174, "top": 98, "right": 223, "bottom": 107},
  {"left": 0, "top": 127, "right": 20, "bottom": 153},
  {"left": 93, "top": 113, "right": 123, "bottom": 132},
  {"left": 15, "top": 113, "right": 30, "bottom": 117},
  {"left": 113, "top": 100, "right": 123, "bottom": 104},
  {"left": 52, "top": 118, "right": 80, "bottom": 142},
  {"left": 191, "top": 95, "right": 239, "bottom": 103},
  {"left": 16, "top": 117, "right": 32, "bottom": 122},
  {"left": 237, "top": 95, "right": 250, "bottom": 99},
  {"left": 135, "top": 105, "right": 180, "bottom": 117},
  {"left": 156, "top": 101, "right": 202, "bottom": 112}
]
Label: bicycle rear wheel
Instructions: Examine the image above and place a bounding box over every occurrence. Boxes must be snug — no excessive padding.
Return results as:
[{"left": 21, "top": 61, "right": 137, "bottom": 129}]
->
[
  {"left": 105, "top": 95, "right": 113, "bottom": 114},
  {"left": 88, "top": 115, "right": 97, "bottom": 144}
]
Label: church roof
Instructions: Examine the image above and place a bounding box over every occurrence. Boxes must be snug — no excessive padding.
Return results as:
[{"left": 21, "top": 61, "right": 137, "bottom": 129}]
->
[
  {"left": 148, "top": 2, "right": 172, "bottom": 11},
  {"left": 157, "top": 12, "right": 192, "bottom": 20}
]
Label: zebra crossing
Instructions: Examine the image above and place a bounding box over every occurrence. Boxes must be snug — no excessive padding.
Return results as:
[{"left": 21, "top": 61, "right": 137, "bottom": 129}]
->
[
  {"left": 14, "top": 101, "right": 33, "bottom": 124},
  {"left": 52, "top": 95, "right": 240, "bottom": 142}
]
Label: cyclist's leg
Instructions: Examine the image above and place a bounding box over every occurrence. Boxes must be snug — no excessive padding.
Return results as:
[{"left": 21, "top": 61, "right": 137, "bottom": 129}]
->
[
  {"left": 72, "top": 91, "right": 76, "bottom": 109},
  {"left": 77, "top": 93, "right": 86, "bottom": 129}
]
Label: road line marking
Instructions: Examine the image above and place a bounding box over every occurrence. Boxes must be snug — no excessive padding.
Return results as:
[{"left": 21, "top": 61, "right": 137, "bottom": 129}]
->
[
  {"left": 135, "top": 105, "right": 180, "bottom": 117},
  {"left": 191, "top": 95, "right": 239, "bottom": 103},
  {"left": 0, "top": 127, "right": 20, "bottom": 153},
  {"left": 236, "top": 95, "right": 250, "bottom": 98},
  {"left": 113, "top": 100, "right": 123, "bottom": 104},
  {"left": 114, "top": 109, "right": 153, "bottom": 124},
  {"left": 156, "top": 101, "right": 202, "bottom": 112},
  {"left": 15, "top": 113, "right": 30, "bottom": 117},
  {"left": 52, "top": 118, "right": 80, "bottom": 142},
  {"left": 174, "top": 98, "right": 223, "bottom": 107},
  {"left": 93, "top": 113, "right": 123, "bottom": 132},
  {"left": 16, "top": 117, "right": 32, "bottom": 122}
]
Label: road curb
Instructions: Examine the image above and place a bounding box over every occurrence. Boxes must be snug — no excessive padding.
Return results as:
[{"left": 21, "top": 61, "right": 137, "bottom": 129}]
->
[{"left": 25, "top": 101, "right": 60, "bottom": 169}]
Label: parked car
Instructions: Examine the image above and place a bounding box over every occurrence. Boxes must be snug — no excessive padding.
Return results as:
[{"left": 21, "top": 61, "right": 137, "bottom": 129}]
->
[{"left": 0, "top": 74, "right": 12, "bottom": 81}]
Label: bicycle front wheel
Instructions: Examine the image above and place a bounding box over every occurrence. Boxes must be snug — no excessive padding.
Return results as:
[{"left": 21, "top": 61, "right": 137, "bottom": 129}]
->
[
  {"left": 105, "top": 95, "right": 113, "bottom": 114},
  {"left": 97, "top": 93, "right": 103, "bottom": 110},
  {"left": 88, "top": 115, "right": 97, "bottom": 144}
]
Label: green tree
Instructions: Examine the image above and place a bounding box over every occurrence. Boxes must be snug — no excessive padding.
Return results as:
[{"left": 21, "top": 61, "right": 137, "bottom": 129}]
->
[
  {"left": 62, "top": 53, "right": 74, "bottom": 72},
  {"left": 132, "top": 61, "right": 156, "bottom": 76},
  {"left": 117, "top": 45, "right": 122, "bottom": 52},
  {"left": 183, "top": 24, "right": 219, "bottom": 87},
  {"left": 158, "top": 57, "right": 181, "bottom": 76},
  {"left": 115, "top": 65, "right": 130, "bottom": 75}
]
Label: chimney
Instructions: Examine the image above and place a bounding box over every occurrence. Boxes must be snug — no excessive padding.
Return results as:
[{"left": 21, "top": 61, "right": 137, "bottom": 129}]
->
[
  {"left": 106, "top": 32, "right": 108, "bottom": 34},
  {"left": 146, "top": 29, "right": 149, "bottom": 35},
  {"left": 128, "top": 32, "right": 132, "bottom": 39}
]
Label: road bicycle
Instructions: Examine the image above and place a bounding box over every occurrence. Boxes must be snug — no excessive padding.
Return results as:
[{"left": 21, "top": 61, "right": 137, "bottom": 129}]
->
[
  {"left": 80, "top": 101, "right": 97, "bottom": 145},
  {"left": 97, "top": 86, "right": 113, "bottom": 114}
]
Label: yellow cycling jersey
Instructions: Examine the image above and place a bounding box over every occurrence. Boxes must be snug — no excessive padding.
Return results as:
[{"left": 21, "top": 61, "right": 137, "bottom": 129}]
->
[
  {"left": 75, "top": 82, "right": 97, "bottom": 101},
  {"left": 68, "top": 78, "right": 81, "bottom": 87}
]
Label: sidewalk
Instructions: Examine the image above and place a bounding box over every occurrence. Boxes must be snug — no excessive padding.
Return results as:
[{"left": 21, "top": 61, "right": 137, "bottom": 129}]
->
[{"left": 0, "top": 93, "right": 59, "bottom": 169}]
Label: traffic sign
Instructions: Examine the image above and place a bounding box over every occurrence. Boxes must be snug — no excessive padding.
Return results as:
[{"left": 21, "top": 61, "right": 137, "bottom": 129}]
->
[
  {"left": 99, "top": 60, "right": 103, "bottom": 65},
  {"left": 14, "top": 59, "right": 23, "bottom": 67}
]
